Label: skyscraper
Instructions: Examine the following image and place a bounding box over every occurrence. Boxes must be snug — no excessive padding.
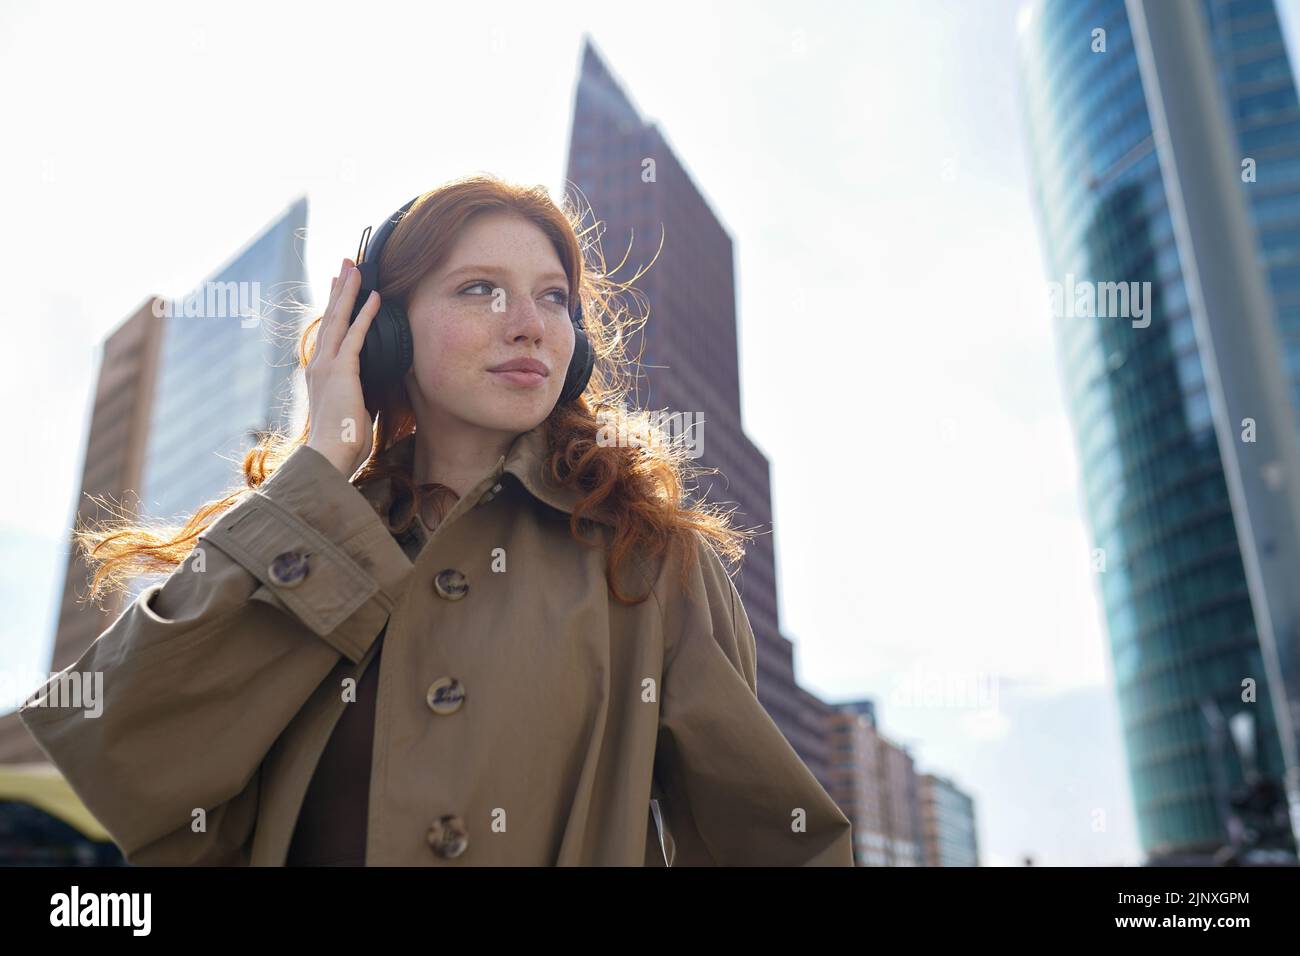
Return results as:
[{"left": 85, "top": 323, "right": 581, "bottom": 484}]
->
[
  {"left": 1016, "top": 0, "right": 1300, "bottom": 860},
  {"left": 0, "top": 302, "right": 162, "bottom": 766},
  {"left": 0, "top": 198, "right": 310, "bottom": 767},
  {"left": 137, "top": 197, "right": 308, "bottom": 525},
  {"left": 564, "top": 37, "right": 837, "bottom": 788}
]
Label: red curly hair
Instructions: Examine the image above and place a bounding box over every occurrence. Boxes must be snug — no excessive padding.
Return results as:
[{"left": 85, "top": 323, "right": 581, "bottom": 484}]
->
[{"left": 77, "top": 172, "right": 755, "bottom": 606}]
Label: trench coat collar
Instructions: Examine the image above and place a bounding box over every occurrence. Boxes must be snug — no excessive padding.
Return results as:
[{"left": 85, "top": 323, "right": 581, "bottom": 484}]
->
[{"left": 357, "top": 423, "right": 613, "bottom": 530}]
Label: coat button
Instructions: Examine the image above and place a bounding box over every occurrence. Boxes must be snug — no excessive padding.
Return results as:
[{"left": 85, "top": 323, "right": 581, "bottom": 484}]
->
[
  {"left": 427, "top": 814, "right": 468, "bottom": 858},
  {"left": 433, "top": 568, "right": 468, "bottom": 600},
  {"left": 426, "top": 677, "right": 465, "bottom": 715},
  {"left": 478, "top": 482, "right": 503, "bottom": 506},
  {"left": 268, "top": 550, "right": 309, "bottom": 588}
]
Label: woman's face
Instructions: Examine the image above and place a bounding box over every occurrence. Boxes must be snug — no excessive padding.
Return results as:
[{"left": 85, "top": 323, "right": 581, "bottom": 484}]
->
[{"left": 402, "top": 210, "right": 576, "bottom": 435}]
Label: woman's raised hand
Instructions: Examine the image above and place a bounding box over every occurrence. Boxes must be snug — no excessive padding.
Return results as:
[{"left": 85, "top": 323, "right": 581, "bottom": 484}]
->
[{"left": 304, "top": 257, "right": 384, "bottom": 477}]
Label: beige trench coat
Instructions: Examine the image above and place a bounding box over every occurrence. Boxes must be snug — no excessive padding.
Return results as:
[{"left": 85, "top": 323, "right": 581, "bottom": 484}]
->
[{"left": 19, "top": 423, "right": 853, "bottom": 866}]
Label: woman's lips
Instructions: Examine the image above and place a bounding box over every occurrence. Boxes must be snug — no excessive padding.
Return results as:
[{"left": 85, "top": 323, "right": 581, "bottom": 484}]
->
[{"left": 489, "top": 369, "right": 547, "bottom": 387}]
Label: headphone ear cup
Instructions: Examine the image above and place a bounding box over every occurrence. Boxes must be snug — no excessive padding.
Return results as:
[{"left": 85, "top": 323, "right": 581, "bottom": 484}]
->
[
  {"left": 359, "top": 301, "right": 413, "bottom": 418},
  {"left": 561, "top": 324, "right": 594, "bottom": 403}
]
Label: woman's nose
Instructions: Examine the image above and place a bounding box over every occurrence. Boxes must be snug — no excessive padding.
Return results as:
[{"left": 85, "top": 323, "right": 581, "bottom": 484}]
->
[{"left": 501, "top": 293, "right": 547, "bottom": 336}]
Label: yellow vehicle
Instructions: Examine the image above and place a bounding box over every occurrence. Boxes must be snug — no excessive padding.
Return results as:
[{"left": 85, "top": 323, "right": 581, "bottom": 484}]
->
[{"left": 0, "top": 763, "right": 125, "bottom": 865}]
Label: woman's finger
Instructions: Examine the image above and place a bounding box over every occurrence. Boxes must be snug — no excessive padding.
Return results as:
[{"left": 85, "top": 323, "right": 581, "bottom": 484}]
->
[
  {"left": 319, "top": 260, "right": 360, "bottom": 360},
  {"left": 313, "top": 259, "right": 349, "bottom": 364},
  {"left": 327, "top": 257, "right": 351, "bottom": 310}
]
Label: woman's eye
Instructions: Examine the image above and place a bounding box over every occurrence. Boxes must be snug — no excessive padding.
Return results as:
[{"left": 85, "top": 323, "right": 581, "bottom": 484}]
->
[{"left": 461, "top": 283, "right": 569, "bottom": 308}]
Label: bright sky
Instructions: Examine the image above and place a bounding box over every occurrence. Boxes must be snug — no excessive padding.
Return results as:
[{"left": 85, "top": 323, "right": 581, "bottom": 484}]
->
[{"left": 4, "top": 0, "right": 1299, "bottom": 866}]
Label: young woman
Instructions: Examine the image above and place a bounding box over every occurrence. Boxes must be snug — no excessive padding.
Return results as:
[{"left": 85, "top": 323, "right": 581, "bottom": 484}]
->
[{"left": 19, "top": 174, "right": 853, "bottom": 866}]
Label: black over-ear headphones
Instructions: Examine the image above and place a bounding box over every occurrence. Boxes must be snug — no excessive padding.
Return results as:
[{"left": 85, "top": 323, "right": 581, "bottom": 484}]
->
[{"left": 347, "top": 195, "right": 595, "bottom": 418}]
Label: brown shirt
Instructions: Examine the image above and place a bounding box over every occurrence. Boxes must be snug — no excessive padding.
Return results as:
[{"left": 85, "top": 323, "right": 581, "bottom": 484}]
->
[
  {"left": 284, "top": 503, "right": 428, "bottom": 866},
  {"left": 283, "top": 628, "right": 385, "bottom": 866}
]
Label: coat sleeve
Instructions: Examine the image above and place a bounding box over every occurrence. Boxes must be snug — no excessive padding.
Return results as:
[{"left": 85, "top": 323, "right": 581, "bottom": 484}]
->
[
  {"left": 17, "top": 443, "right": 411, "bottom": 865},
  {"left": 651, "top": 532, "right": 854, "bottom": 865}
]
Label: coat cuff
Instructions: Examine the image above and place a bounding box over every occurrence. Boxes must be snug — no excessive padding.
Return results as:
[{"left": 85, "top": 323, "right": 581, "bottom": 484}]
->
[{"left": 199, "top": 442, "right": 410, "bottom": 662}]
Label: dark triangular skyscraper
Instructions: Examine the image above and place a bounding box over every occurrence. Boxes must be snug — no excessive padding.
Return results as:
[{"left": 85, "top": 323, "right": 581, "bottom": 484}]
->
[{"left": 564, "top": 36, "right": 836, "bottom": 790}]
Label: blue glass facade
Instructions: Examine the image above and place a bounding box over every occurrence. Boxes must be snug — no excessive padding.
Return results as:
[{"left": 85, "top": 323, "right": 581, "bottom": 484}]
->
[
  {"left": 1017, "top": 0, "right": 1297, "bottom": 857},
  {"left": 925, "top": 775, "right": 979, "bottom": 868},
  {"left": 139, "top": 199, "right": 308, "bottom": 522}
]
